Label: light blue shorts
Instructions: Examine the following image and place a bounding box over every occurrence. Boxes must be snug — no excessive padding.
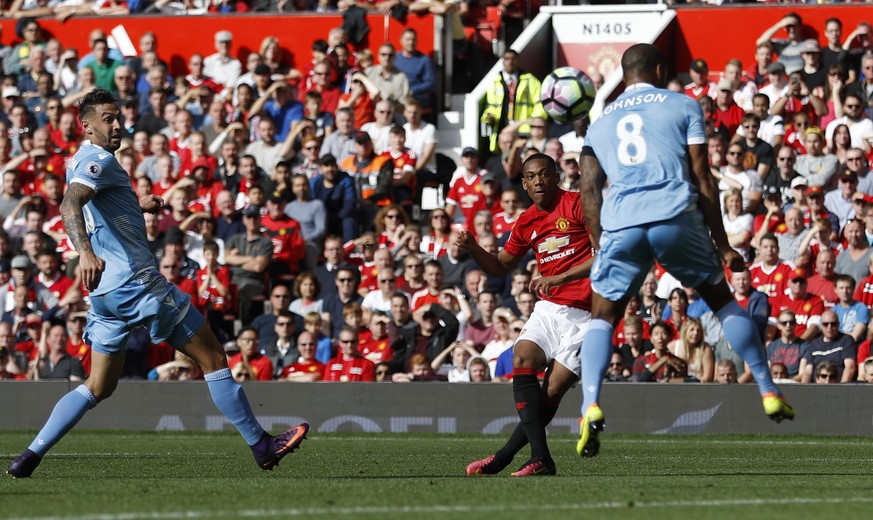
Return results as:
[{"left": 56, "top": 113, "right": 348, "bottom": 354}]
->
[
  {"left": 85, "top": 269, "right": 205, "bottom": 355},
  {"left": 591, "top": 209, "right": 725, "bottom": 302}
]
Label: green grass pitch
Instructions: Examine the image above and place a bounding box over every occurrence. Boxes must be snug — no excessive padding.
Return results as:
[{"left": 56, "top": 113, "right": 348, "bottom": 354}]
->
[{"left": 1, "top": 431, "right": 871, "bottom": 519}]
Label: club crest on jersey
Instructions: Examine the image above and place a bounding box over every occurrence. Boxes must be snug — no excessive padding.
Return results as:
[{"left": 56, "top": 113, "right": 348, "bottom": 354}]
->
[
  {"left": 555, "top": 217, "right": 570, "bottom": 231},
  {"left": 85, "top": 162, "right": 102, "bottom": 177}
]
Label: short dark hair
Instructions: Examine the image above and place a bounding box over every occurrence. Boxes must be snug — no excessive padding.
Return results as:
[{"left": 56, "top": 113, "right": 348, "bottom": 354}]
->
[
  {"left": 621, "top": 43, "right": 665, "bottom": 81},
  {"left": 522, "top": 153, "right": 557, "bottom": 173},
  {"left": 203, "top": 239, "right": 219, "bottom": 254},
  {"left": 752, "top": 93, "right": 770, "bottom": 107},
  {"left": 761, "top": 233, "right": 779, "bottom": 246},
  {"left": 834, "top": 274, "right": 856, "bottom": 290},
  {"left": 238, "top": 326, "right": 258, "bottom": 340},
  {"left": 650, "top": 320, "right": 672, "bottom": 337},
  {"left": 79, "top": 88, "right": 117, "bottom": 120},
  {"left": 312, "top": 39, "right": 329, "bottom": 53}
]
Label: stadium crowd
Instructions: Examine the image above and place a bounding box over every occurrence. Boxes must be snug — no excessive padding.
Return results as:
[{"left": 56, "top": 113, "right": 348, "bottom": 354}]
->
[{"left": 0, "top": 8, "right": 872, "bottom": 388}]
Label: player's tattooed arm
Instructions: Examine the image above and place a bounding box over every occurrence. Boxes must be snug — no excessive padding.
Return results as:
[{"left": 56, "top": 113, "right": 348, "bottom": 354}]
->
[
  {"left": 579, "top": 152, "right": 605, "bottom": 250},
  {"left": 62, "top": 182, "right": 106, "bottom": 291},
  {"left": 60, "top": 182, "right": 97, "bottom": 255}
]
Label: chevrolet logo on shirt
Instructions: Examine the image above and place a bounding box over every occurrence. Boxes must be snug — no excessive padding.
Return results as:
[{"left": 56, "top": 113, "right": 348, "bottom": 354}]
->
[{"left": 538, "top": 235, "right": 570, "bottom": 255}]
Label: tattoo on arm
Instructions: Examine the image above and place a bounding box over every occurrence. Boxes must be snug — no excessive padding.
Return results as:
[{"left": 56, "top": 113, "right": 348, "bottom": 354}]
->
[{"left": 60, "top": 183, "right": 97, "bottom": 255}]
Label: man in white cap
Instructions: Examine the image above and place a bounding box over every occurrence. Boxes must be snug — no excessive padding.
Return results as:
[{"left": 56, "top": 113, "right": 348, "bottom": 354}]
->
[
  {"left": 1, "top": 86, "right": 20, "bottom": 119},
  {"left": 798, "top": 39, "right": 826, "bottom": 91},
  {"left": 204, "top": 30, "right": 241, "bottom": 94}
]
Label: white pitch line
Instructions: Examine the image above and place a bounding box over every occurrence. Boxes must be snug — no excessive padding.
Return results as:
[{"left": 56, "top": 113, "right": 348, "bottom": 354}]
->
[
  {"left": 300, "top": 436, "right": 873, "bottom": 447},
  {"left": 8, "top": 496, "right": 873, "bottom": 520},
  {"left": 2, "top": 435, "right": 870, "bottom": 459}
]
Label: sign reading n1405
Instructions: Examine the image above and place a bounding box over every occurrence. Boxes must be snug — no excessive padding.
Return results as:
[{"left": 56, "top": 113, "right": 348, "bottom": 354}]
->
[{"left": 582, "top": 23, "right": 632, "bottom": 36}]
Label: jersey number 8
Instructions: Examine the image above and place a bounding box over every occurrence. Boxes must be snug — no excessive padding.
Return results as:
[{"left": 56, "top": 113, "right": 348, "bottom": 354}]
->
[{"left": 616, "top": 114, "right": 647, "bottom": 166}]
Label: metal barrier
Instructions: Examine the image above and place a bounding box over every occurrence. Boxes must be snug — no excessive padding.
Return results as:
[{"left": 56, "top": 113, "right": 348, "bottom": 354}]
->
[{"left": 2, "top": 381, "right": 870, "bottom": 435}]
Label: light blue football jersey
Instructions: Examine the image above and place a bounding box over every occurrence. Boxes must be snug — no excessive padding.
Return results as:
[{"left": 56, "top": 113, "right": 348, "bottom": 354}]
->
[
  {"left": 585, "top": 83, "right": 707, "bottom": 232},
  {"left": 66, "top": 140, "right": 157, "bottom": 296}
]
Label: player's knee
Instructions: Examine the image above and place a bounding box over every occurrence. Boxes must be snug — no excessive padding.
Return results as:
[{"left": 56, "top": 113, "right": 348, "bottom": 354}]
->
[
  {"left": 512, "top": 341, "right": 545, "bottom": 369},
  {"left": 87, "top": 381, "right": 118, "bottom": 403}
]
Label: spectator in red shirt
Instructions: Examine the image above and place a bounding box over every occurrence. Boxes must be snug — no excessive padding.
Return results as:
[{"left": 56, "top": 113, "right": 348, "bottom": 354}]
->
[
  {"left": 714, "top": 79, "right": 746, "bottom": 138},
  {"left": 323, "top": 325, "right": 375, "bottom": 382},
  {"left": 194, "top": 238, "right": 231, "bottom": 318},
  {"left": 410, "top": 260, "right": 443, "bottom": 312},
  {"left": 299, "top": 60, "right": 340, "bottom": 115},
  {"left": 35, "top": 251, "right": 79, "bottom": 311},
  {"left": 159, "top": 254, "right": 198, "bottom": 304},
  {"left": 492, "top": 189, "right": 521, "bottom": 239},
  {"left": 381, "top": 127, "right": 417, "bottom": 208},
  {"left": 228, "top": 327, "right": 274, "bottom": 381},
  {"left": 64, "top": 311, "right": 89, "bottom": 377},
  {"left": 280, "top": 331, "right": 324, "bottom": 382},
  {"left": 445, "top": 147, "right": 488, "bottom": 230},
  {"left": 805, "top": 249, "right": 838, "bottom": 309},
  {"left": 853, "top": 255, "right": 873, "bottom": 310},
  {"left": 749, "top": 233, "right": 798, "bottom": 300},
  {"left": 684, "top": 58, "right": 717, "bottom": 100},
  {"left": 261, "top": 194, "right": 305, "bottom": 278},
  {"left": 358, "top": 311, "right": 395, "bottom": 364},
  {"left": 772, "top": 72, "right": 827, "bottom": 128},
  {"left": 768, "top": 273, "right": 824, "bottom": 343},
  {"left": 337, "top": 72, "right": 378, "bottom": 129}
]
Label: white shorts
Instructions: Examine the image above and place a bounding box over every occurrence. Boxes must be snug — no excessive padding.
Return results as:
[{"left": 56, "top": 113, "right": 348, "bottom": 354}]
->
[{"left": 516, "top": 300, "right": 590, "bottom": 378}]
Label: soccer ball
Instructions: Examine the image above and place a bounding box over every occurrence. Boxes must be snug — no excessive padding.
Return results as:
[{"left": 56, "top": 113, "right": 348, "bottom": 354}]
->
[{"left": 540, "top": 67, "right": 596, "bottom": 124}]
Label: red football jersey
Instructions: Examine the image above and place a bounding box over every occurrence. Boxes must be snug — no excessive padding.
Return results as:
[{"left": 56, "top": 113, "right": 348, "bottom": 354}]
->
[
  {"left": 613, "top": 317, "right": 650, "bottom": 346},
  {"left": 446, "top": 171, "right": 488, "bottom": 230},
  {"left": 261, "top": 215, "right": 305, "bottom": 266},
  {"left": 492, "top": 211, "right": 517, "bottom": 238},
  {"left": 854, "top": 274, "right": 873, "bottom": 310},
  {"left": 502, "top": 189, "right": 592, "bottom": 309},
  {"left": 194, "top": 265, "right": 232, "bottom": 313},
  {"left": 66, "top": 340, "right": 91, "bottom": 376},
  {"left": 228, "top": 353, "right": 274, "bottom": 381},
  {"left": 411, "top": 288, "right": 440, "bottom": 312},
  {"left": 323, "top": 356, "right": 375, "bottom": 382},
  {"left": 770, "top": 293, "right": 824, "bottom": 337},
  {"left": 358, "top": 336, "right": 393, "bottom": 363},
  {"left": 38, "top": 272, "right": 75, "bottom": 302},
  {"left": 359, "top": 261, "right": 378, "bottom": 293},
  {"left": 280, "top": 361, "right": 326, "bottom": 379},
  {"left": 382, "top": 148, "right": 417, "bottom": 176},
  {"left": 684, "top": 82, "right": 718, "bottom": 100},
  {"left": 749, "top": 262, "right": 796, "bottom": 299},
  {"left": 806, "top": 275, "right": 837, "bottom": 309}
]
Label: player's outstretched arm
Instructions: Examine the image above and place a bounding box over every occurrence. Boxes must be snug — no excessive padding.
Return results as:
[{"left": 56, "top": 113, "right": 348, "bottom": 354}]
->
[
  {"left": 61, "top": 182, "right": 105, "bottom": 291},
  {"left": 687, "top": 143, "right": 744, "bottom": 272},
  {"left": 579, "top": 153, "right": 605, "bottom": 250},
  {"left": 529, "top": 255, "right": 595, "bottom": 298},
  {"left": 456, "top": 230, "right": 520, "bottom": 277}
]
